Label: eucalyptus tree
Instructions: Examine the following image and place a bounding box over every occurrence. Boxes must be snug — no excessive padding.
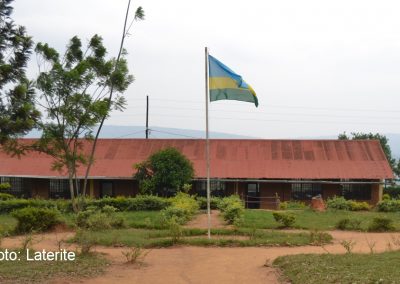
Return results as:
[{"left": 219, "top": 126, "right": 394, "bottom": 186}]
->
[
  {"left": 0, "top": 0, "right": 40, "bottom": 146},
  {"left": 34, "top": 35, "right": 132, "bottom": 211}
]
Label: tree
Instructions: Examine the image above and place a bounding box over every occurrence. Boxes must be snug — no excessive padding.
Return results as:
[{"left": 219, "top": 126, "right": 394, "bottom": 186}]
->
[
  {"left": 0, "top": 0, "right": 40, "bottom": 145},
  {"left": 338, "top": 132, "right": 397, "bottom": 175},
  {"left": 33, "top": 35, "right": 132, "bottom": 211},
  {"left": 82, "top": 1, "right": 144, "bottom": 197},
  {"left": 134, "top": 147, "right": 194, "bottom": 196}
]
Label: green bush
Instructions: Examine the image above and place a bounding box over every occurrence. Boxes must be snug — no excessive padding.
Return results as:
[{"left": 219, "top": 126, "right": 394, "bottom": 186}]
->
[
  {"left": 0, "top": 183, "right": 11, "bottom": 190},
  {"left": 376, "top": 199, "right": 400, "bottom": 212},
  {"left": 335, "top": 218, "right": 362, "bottom": 231},
  {"left": 367, "top": 217, "right": 395, "bottom": 232},
  {"left": 11, "top": 207, "right": 62, "bottom": 233},
  {"left": 327, "top": 196, "right": 370, "bottom": 211},
  {"left": 348, "top": 201, "right": 370, "bottom": 211},
  {"left": 383, "top": 186, "right": 400, "bottom": 199},
  {"left": 279, "top": 201, "right": 307, "bottom": 210},
  {"left": 161, "top": 192, "right": 199, "bottom": 225},
  {"left": 272, "top": 212, "right": 296, "bottom": 227},
  {"left": 76, "top": 205, "right": 126, "bottom": 231},
  {"left": 196, "top": 196, "right": 221, "bottom": 210},
  {"left": 0, "top": 195, "right": 171, "bottom": 214},
  {"left": 326, "top": 196, "right": 350, "bottom": 210},
  {"left": 218, "top": 195, "right": 244, "bottom": 225},
  {"left": 0, "top": 193, "right": 15, "bottom": 200},
  {"left": 87, "top": 195, "right": 171, "bottom": 211},
  {"left": 382, "top": 194, "right": 391, "bottom": 201}
]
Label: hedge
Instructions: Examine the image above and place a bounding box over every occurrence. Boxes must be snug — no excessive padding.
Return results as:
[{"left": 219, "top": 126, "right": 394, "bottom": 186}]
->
[{"left": 0, "top": 195, "right": 172, "bottom": 214}]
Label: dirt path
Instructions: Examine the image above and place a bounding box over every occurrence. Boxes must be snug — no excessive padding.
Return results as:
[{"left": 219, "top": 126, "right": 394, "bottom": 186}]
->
[
  {"left": 184, "top": 210, "right": 229, "bottom": 229},
  {"left": 3, "top": 230, "right": 400, "bottom": 284}
]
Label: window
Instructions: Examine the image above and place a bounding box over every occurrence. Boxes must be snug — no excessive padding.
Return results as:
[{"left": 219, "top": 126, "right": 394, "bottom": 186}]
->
[
  {"left": 196, "top": 181, "right": 226, "bottom": 197},
  {"left": 342, "top": 183, "right": 371, "bottom": 200},
  {"left": 0, "top": 177, "right": 28, "bottom": 197},
  {"left": 49, "top": 179, "right": 70, "bottom": 199},
  {"left": 291, "top": 183, "right": 322, "bottom": 200}
]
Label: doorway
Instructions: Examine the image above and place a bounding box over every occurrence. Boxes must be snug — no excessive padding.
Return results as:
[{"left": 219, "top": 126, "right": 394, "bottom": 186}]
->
[
  {"left": 246, "top": 183, "right": 260, "bottom": 209},
  {"left": 100, "top": 181, "right": 113, "bottom": 197}
]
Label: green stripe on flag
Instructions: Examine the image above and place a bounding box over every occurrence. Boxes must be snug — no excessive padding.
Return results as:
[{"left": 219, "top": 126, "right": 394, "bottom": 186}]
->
[{"left": 210, "top": 89, "right": 258, "bottom": 106}]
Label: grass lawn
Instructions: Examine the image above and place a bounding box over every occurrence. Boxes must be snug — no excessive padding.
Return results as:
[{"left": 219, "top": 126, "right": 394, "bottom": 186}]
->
[
  {"left": 0, "top": 251, "right": 108, "bottom": 283},
  {"left": 274, "top": 251, "right": 400, "bottom": 284},
  {"left": 118, "top": 211, "right": 166, "bottom": 229},
  {"left": 71, "top": 227, "right": 332, "bottom": 248},
  {"left": 241, "top": 209, "right": 400, "bottom": 231}
]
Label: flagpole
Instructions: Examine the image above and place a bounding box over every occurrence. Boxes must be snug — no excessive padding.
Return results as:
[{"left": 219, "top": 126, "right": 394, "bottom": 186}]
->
[{"left": 205, "top": 46, "right": 211, "bottom": 239}]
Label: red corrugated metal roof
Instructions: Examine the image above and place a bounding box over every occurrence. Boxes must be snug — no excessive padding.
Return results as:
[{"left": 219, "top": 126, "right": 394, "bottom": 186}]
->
[{"left": 0, "top": 139, "right": 394, "bottom": 179}]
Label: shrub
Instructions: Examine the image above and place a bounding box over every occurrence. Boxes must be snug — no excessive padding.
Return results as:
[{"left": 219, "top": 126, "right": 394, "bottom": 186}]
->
[
  {"left": 162, "top": 207, "right": 189, "bottom": 225},
  {"left": 87, "top": 195, "right": 171, "bottom": 211},
  {"left": 0, "top": 196, "right": 171, "bottom": 214},
  {"left": 161, "top": 192, "right": 199, "bottom": 225},
  {"left": 11, "top": 207, "right": 62, "bottom": 233},
  {"left": 326, "top": 196, "right": 350, "bottom": 210},
  {"left": 223, "top": 203, "right": 244, "bottom": 225},
  {"left": 383, "top": 186, "right": 400, "bottom": 199},
  {"left": 309, "top": 230, "right": 333, "bottom": 245},
  {"left": 327, "top": 196, "right": 370, "bottom": 211},
  {"left": 376, "top": 199, "right": 400, "bottom": 212},
  {"left": 335, "top": 218, "right": 362, "bottom": 231},
  {"left": 196, "top": 196, "right": 221, "bottom": 210},
  {"left": 367, "top": 217, "right": 395, "bottom": 232},
  {"left": 0, "top": 193, "right": 15, "bottom": 200},
  {"left": 382, "top": 194, "right": 391, "bottom": 201},
  {"left": 76, "top": 206, "right": 126, "bottom": 230},
  {"left": 0, "top": 183, "right": 11, "bottom": 190},
  {"left": 279, "top": 201, "right": 307, "bottom": 210},
  {"left": 272, "top": 212, "right": 296, "bottom": 228},
  {"left": 348, "top": 201, "right": 370, "bottom": 211},
  {"left": 218, "top": 195, "right": 244, "bottom": 225}
]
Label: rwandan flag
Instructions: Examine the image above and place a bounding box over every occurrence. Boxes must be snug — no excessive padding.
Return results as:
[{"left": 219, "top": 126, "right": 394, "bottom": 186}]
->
[{"left": 208, "top": 55, "right": 258, "bottom": 107}]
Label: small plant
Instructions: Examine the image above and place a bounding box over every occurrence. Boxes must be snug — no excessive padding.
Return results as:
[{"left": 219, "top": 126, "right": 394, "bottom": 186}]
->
[
  {"left": 272, "top": 212, "right": 296, "bottom": 228},
  {"left": 75, "top": 230, "right": 97, "bottom": 255},
  {"left": 335, "top": 218, "right": 362, "bottom": 231},
  {"left": 327, "top": 196, "right": 350, "bottom": 210},
  {"left": 122, "top": 246, "right": 150, "bottom": 264},
  {"left": 168, "top": 217, "right": 183, "bottom": 243},
  {"left": 0, "top": 193, "right": 14, "bottom": 200},
  {"left": 376, "top": 199, "right": 400, "bottom": 212},
  {"left": 390, "top": 235, "right": 400, "bottom": 249},
  {"left": 0, "top": 182, "right": 11, "bottom": 190},
  {"left": 382, "top": 194, "right": 391, "bottom": 201},
  {"left": 218, "top": 195, "right": 244, "bottom": 225},
  {"left": 340, "top": 240, "right": 356, "bottom": 254},
  {"left": 367, "top": 217, "right": 395, "bottom": 232},
  {"left": 309, "top": 230, "right": 333, "bottom": 245},
  {"left": 20, "top": 232, "right": 34, "bottom": 250},
  {"left": 11, "top": 207, "right": 62, "bottom": 233},
  {"left": 76, "top": 206, "right": 126, "bottom": 230},
  {"left": 365, "top": 238, "right": 376, "bottom": 254}
]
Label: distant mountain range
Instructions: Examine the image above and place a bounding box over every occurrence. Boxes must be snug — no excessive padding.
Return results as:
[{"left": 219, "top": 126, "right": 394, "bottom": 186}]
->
[{"left": 25, "top": 125, "right": 400, "bottom": 159}]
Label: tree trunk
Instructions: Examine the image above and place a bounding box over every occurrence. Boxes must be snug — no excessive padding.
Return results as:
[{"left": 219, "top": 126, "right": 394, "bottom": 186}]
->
[{"left": 68, "top": 170, "right": 78, "bottom": 213}]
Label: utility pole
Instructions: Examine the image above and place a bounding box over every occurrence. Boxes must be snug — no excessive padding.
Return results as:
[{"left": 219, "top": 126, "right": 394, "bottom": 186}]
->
[{"left": 145, "top": 95, "right": 149, "bottom": 139}]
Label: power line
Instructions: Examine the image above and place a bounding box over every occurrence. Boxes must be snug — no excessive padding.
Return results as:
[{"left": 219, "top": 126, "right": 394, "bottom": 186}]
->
[
  {"left": 116, "top": 105, "right": 400, "bottom": 120},
  {"left": 111, "top": 113, "right": 400, "bottom": 126},
  {"left": 126, "top": 97, "right": 400, "bottom": 113},
  {"left": 150, "top": 129, "right": 200, "bottom": 139},
  {"left": 115, "top": 129, "right": 146, "bottom": 138}
]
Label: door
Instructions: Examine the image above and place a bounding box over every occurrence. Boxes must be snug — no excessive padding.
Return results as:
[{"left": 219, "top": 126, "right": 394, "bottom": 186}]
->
[
  {"left": 100, "top": 181, "right": 113, "bottom": 197},
  {"left": 246, "top": 183, "right": 260, "bottom": 209}
]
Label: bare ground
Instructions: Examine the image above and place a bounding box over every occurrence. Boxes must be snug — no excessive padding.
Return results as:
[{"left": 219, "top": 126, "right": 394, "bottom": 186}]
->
[{"left": 2, "top": 213, "right": 400, "bottom": 284}]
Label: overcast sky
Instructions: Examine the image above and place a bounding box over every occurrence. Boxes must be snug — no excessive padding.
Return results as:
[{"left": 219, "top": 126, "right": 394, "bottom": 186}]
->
[{"left": 13, "top": 0, "right": 400, "bottom": 138}]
